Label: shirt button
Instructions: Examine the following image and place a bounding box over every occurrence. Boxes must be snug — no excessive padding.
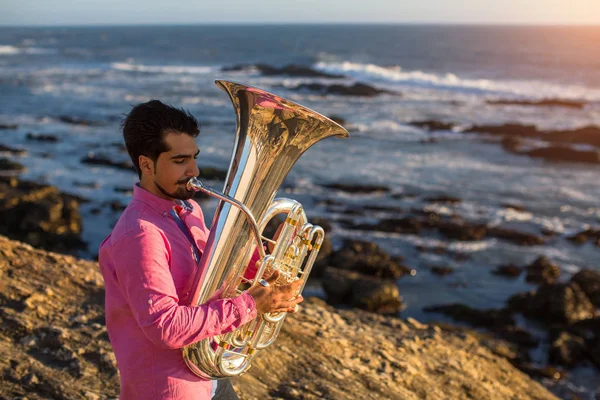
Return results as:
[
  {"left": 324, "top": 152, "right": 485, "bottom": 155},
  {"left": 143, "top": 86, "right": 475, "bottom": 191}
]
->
[
  {"left": 148, "top": 299, "right": 153, "bottom": 305},
  {"left": 247, "top": 308, "right": 251, "bottom": 313},
  {"left": 221, "top": 323, "right": 225, "bottom": 327}
]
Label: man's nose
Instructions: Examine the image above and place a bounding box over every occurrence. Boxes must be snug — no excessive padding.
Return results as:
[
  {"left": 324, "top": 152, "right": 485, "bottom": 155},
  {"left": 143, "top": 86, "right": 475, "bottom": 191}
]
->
[{"left": 187, "top": 161, "right": 199, "bottom": 177}]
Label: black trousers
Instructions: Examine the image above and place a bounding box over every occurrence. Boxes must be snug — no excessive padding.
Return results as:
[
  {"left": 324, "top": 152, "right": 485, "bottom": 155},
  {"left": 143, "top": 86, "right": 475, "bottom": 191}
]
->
[{"left": 212, "top": 379, "right": 239, "bottom": 400}]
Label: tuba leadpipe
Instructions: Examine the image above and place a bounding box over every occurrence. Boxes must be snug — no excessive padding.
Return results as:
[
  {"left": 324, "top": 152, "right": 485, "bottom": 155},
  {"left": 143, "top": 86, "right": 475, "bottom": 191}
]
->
[{"left": 181, "top": 80, "right": 348, "bottom": 379}]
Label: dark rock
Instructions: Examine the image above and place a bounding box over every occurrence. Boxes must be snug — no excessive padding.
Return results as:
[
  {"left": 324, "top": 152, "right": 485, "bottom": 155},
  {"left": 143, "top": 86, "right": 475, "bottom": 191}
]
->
[
  {"left": 524, "top": 146, "right": 600, "bottom": 164},
  {"left": 58, "top": 116, "right": 103, "bottom": 126},
  {"left": 502, "top": 203, "right": 527, "bottom": 212},
  {"left": 463, "top": 124, "right": 540, "bottom": 138},
  {"left": 408, "top": 120, "right": 454, "bottom": 131},
  {"left": 525, "top": 256, "right": 560, "bottom": 284},
  {"left": 543, "top": 125, "right": 600, "bottom": 148},
  {"left": 549, "top": 331, "right": 588, "bottom": 368},
  {"left": 0, "top": 158, "right": 26, "bottom": 172},
  {"left": 221, "top": 63, "right": 344, "bottom": 79},
  {"left": 329, "top": 240, "right": 412, "bottom": 279},
  {"left": 0, "top": 123, "right": 18, "bottom": 130},
  {"left": 501, "top": 136, "right": 523, "bottom": 152},
  {"left": 424, "top": 195, "right": 461, "bottom": 204},
  {"left": 486, "top": 99, "right": 585, "bottom": 109},
  {"left": 322, "top": 268, "right": 403, "bottom": 314},
  {"left": 437, "top": 221, "right": 487, "bottom": 241},
  {"left": 492, "top": 264, "right": 523, "bottom": 278},
  {"left": 0, "top": 178, "right": 85, "bottom": 253},
  {"left": 328, "top": 115, "right": 346, "bottom": 126},
  {"left": 507, "top": 283, "right": 596, "bottom": 325},
  {"left": 571, "top": 269, "right": 600, "bottom": 307},
  {"left": 487, "top": 227, "right": 544, "bottom": 246},
  {"left": 81, "top": 153, "right": 134, "bottom": 172},
  {"left": 322, "top": 182, "right": 389, "bottom": 194},
  {"left": 423, "top": 303, "right": 515, "bottom": 329},
  {"left": 0, "top": 144, "right": 27, "bottom": 156},
  {"left": 496, "top": 325, "right": 539, "bottom": 348},
  {"left": 567, "top": 228, "right": 600, "bottom": 245},
  {"left": 197, "top": 166, "right": 228, "bottom": 181},
  {"left": 515, "top": 364, "right": 566, "bottom": 381},
  {"left": 430, "top": 266, "right": 454, "bottom": 276},
  {"left": 291, "top": 82, "right": 397, "bottom": 97},
  {"left": 352, "top": 217, "right": 421, "bottom": 234},
  {"left": 26, "top": 133, "right": 59, "bottom": 142}
]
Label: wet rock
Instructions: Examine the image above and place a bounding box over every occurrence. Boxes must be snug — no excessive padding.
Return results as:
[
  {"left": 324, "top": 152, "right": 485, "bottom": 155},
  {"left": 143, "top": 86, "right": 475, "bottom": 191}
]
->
[
  {"left": 486, "top": 99, "right": 585, "bottom": 109},
  {"left": 0, "top": 123, "right": 18, "bottom": 129},
  {"left": 524, "top": 146, "right": 600, "bottom": 164},
  {"left": 0, "top": 144, "right": 27, "bottom": 156},
  {"left": 58, "top": 116, "right": 103, "bottom": 126},
  {"left": 351, "top": 217, "right": 421, "bottom": 234},
  {"left": 291, "top": 82, "right": 397, "bottom": 97},
  {"left": 197, "top": 166, "right": 228, "bottom": 181},
  {"left": 328, "top": 115, "right": 346, "bottom": 126},
  {"left": 502, "top": 203, "right": 527, "bottom": 212},
  {"left": 0, "top": 158, "right": 26, "bottom": 173},
  {"left": 26, "top": 133, "right": 59, "bottom": 142},
  {"left": 463, "top": 123, "right": 540, "bottom": 137},
  {"left": 423, "top": 304, "right": 515, "bottom": 329},
  {"left": 543, "top": 125, "right": 600, "bottom": 148},
  {"left": 571, "top": 269, "right": 600, "bottom": 307},
  {"left": 436, "top": 221, "right": 487, "bottom": 241},
  {"left": 507, "top": 283, "right": 596, "bottom": 325},
  {"left": 407, "top": 120, "right": 454, "bottom": 131},
  {"left": 329, "top": 239, "right": 412, "bottom": 279},
  {"left": 321, "top": 268, "right": 403, "bottom": 314},
  {"left": 430, "top": 266, "right": 454, "bottom": 276},
  {"left": 567, "top": 228, "right": 600, "bottom": 245},
  {"left": 221, "top": 63, "right": 344, "bottom": 78},
  {"left": 81, "top": 153, "right": 134, "bottom": 172},
  {"left": 0, "top": 178, "right": 85, "bottom": 253},
  {"left": 525, "top": 256, "right": 561, "bottom": 284},
  {"left": 487, "top": 227, "right": 544, "bottom": 246},
  {"left": 492, "top": 264, "right": 523, "bottom": 278},
  {"left": 424, "top": 195, "right": 461, "bottom": 204},
  {"left": 322, "top": 182, "right": 390, "bottom": 194},
  {"left": 549, "top": 331, "right": 588, "bottom": 368}
]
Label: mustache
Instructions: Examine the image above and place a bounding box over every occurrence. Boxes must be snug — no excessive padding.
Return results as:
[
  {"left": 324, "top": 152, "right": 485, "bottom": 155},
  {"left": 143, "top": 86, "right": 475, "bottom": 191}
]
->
[{"left": 177, "top": 178, "right": 192, "bottom": 185}]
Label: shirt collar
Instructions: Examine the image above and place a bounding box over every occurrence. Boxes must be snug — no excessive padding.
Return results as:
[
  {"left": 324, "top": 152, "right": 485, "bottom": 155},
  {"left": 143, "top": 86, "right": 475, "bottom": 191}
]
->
[{"left": 133, "top": 183, "right": 177, "bottom": 215}]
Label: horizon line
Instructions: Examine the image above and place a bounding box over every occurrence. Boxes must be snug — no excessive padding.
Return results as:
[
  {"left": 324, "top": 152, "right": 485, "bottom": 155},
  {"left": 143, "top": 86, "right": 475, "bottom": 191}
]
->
[{"left": 1, "top": 21, "right": 600, "bottom": 28}]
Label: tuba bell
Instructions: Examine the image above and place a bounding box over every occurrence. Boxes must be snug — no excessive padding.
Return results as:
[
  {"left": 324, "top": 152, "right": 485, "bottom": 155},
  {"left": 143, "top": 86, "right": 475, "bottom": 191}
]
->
[{"left": 182, "top": 80, "right": 349, "bottom": 379}]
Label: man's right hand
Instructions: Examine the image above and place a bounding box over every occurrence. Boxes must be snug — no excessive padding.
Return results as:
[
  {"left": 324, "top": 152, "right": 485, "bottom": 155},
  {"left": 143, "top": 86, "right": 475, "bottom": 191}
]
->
[{"left": 246, "top": 270, "right": 304, "bottom": 315}]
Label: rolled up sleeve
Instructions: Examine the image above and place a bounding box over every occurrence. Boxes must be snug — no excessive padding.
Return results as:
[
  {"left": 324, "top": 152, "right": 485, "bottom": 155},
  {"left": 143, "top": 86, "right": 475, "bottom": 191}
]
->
[{"left": 111, "top": 227, "right": 258, "bottom": 350}]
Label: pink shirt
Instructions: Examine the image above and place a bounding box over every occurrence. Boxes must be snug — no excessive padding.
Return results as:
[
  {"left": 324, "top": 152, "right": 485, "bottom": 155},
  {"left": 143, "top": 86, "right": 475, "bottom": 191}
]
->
[{"left": 98, "top": 184, "right": 258, "bottom": 399}]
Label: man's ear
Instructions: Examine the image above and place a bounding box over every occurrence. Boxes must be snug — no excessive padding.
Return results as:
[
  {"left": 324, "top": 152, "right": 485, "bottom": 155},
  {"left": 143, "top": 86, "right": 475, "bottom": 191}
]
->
[{"left": 139, "top": 155, "right": 154, "bottom": 176}]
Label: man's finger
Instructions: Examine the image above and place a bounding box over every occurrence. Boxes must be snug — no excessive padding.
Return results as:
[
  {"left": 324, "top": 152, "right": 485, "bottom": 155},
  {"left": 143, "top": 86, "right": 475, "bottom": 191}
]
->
[{"left": 265, "top": 270, "right": 280, "bottom": 283}]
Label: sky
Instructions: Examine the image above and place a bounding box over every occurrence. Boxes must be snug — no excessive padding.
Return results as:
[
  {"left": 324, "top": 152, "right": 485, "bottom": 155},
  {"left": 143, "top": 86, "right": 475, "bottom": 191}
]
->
[{"left": 1, "top": 0, "right": 600, "bottom": 26}]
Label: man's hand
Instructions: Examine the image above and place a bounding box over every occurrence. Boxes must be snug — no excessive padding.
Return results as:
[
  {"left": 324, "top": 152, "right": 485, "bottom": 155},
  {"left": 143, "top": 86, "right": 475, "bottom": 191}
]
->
[{"left": 246, "top": 270, "right": 304, "bottom": 314}]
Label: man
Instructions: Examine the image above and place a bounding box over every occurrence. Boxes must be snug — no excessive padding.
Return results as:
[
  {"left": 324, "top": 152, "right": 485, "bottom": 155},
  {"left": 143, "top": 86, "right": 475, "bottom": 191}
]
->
[{"left": 98, "top": 100, "right": 304, "bottom": 399}]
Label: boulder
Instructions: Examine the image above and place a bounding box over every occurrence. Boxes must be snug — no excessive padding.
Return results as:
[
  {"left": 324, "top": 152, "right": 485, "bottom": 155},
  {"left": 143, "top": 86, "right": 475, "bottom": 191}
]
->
[
  {"left": 221, "top": 63, "right": 344, "bottom": 78},
  {"left": 322, "top": 182, "right": 390, "bottom": 194},
  {"left": 408, "top": 120, "right": 455, "bottom": 131},
  {"left": 292, "top": 82, "right": 397, "bottom": 97},
  {"left": 492, "top": 264, "right": 523, "bottom": 278},
  {"left": 570, "top": 269, "right": 600, "bottom": 307},
  {"left": 81, "top": 153, "right": 134, "bottom": 172},
  {"left": 423, "top": 304, "right": 515, "bottom": 329},
  {"left": 487, "top": 227, "right": 545, "bottom": 246},
  {"left": 525, "top": 256, "right": 561, "bottom": 284},
  {"left": 26, "top": 133, "right": 59, "bottom": 142},
  {"left": 0, "top": 144, "right": 27, "bottom": 156},
  {"left": 486, "top": 99, "right": 585, "bottom": 109},
  {"left": 464, "top": 123, "right": 540, "bottom": 137},
  {"left": 543, "top": 125, "right": 600, "bottom": 147},
  {"left": 549, "top": 331, "right": 588, "bottom": 368},
  {"left": 0, "top": 158, "right": 26, "bottom": 173},
  {"left": 524, "top": 146, "right": 600, "bottom": 164}
]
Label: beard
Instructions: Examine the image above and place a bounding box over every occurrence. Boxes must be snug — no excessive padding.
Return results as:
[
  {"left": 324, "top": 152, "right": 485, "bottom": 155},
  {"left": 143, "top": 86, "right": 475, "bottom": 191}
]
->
[{"left": 154, "top": 179, "right": 194, "bottom": 200}]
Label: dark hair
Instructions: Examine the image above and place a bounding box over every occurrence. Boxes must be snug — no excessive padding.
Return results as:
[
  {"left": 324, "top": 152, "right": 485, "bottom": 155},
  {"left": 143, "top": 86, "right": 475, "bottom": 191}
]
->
[{"left": 122, "top": 100, "right": 199, "bottom": 178}]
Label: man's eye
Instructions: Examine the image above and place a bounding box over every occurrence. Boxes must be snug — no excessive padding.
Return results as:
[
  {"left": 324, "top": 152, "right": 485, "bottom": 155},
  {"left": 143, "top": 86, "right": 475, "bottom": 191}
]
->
[{"left": 175, "top": 160, "right": 185, "bottom": 164}]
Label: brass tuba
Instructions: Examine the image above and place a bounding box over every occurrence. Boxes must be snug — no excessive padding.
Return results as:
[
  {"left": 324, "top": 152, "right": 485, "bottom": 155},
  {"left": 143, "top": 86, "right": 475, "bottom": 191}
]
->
[{"left": 182, "top": 80, "right": 349, "bottom": 379}]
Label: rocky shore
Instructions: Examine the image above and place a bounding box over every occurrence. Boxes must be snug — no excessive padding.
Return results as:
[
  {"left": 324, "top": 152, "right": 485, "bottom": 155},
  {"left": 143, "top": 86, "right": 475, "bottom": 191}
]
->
[{"left": 0, "top": 234, "right": 559, "bottom": 400}]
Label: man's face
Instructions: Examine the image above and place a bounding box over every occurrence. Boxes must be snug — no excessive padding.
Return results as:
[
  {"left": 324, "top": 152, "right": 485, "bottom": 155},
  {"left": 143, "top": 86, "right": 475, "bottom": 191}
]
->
[{"left": 143, "top": 131, "right": 200, "bottom": 201}]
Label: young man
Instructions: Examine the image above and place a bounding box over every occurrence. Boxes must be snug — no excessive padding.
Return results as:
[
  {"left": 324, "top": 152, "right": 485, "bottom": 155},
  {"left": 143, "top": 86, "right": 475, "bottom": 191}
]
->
[{"left": 98, "top": 100, "right": 303, "bottom": 399}]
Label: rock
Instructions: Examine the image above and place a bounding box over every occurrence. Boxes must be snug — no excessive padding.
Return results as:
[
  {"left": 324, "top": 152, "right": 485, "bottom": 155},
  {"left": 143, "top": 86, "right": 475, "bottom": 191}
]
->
[
  {"left": 321, "top": 268, "right": 404, "bottom": 314},
  {"left": 0, "top": 178, "right": 85, "bottom": 253},
  {"left": 322, "top": 182, "right": 390, "bottom": 194},
  {"left": 436, "top": 221, "right": 487, "bottom": 241},
  {"left": 424, "top": 195, "right": 461, "bottom": 204},
  {"left": 221, "top": 63, "right": 344, "bottom": 79},
  {"left": 543, "top": 125, "right": 600, "bottom": 148},
  {"left": 197, "top": 166, "right": 228, "bottom": 181},
  {"left": 492, "top": 264, "right": 523, "bottom": 278},
  {"left": 58, "top": 116, "right": 103, "bottom": 126},
  {"left": 329, "top": 239, "right": 412, "bottom": 279},
  {"left": 0, "top": 144, "right": 27, "bottom": 156},
  {"left": 567, "top": 228, "right": 600, "bottom": 245},
  {"left": 328, "top": 115, "right": 346, "bottom": 126},
  {"left": 486, "top": 99, "right": 586, "bottom": 109},
  {"left": 0, "top": 235, "right": 561, "bottom": 400},
  {"left": 0, "top": 158, "right": 26, "bottom": 173},
  {"left": 507, "top": 283, "right": 596, "bottom": 325},
  {"left": 571, "top": 269, "right": 600, "bottom": 307},
  {"left": 26, "top": 133, "right": 59, "bottom": 142},
  {"left": 0, "top": 123, "right": 18, "bottom": 129},
  {"left": 464, "top": 123, "right": 540, "bottom": 137},
  {"left": 81, "top": 153, "right": 134, "bottom": 172},
  {"left": 407, "top": 120, "right": 454, "bottom": 131},
  {"left": 423, "top": 304, "right": 515, "bottom": 329},
  {"left": 525, "top": 256, "right": 561, "bottom": 284},
  {"left": 487, "top": 227, "right": 545, "bottom": 246},
  {"left": 524, "top": 146, "right": 600, "bottom": 164},
  {"left": 549, "top": 331, "right": 588, "bottom": 368},
  {"left": 351, "top": 217, "right": 421, "bottom": 234},
  {"left": 430, "top": 266, "right": 454, "bottom": 276},
  {"left": 291, "top": 82, "right": 397, "bottom": 97}
]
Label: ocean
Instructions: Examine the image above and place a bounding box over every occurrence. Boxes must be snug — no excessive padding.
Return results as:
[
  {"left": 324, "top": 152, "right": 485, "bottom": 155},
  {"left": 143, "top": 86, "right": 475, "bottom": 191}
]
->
[{"left": 1, "top": 24, "right": 599, "bottom": 398}]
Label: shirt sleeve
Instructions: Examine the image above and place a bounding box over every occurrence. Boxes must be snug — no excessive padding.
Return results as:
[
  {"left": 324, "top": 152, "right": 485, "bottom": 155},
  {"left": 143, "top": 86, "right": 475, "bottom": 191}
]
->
[{"left": 110, "top": 226, "right": 258, "bottom": 350}]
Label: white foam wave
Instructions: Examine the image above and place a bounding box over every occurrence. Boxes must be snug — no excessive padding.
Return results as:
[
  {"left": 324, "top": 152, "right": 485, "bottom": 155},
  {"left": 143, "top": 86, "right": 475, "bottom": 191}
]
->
[
  {"left": 0, "top": 45, "right": 55, "bottom": 55},
  {"left": 111, "top": 62, "right": 215, "bottom": 75},
  {"left": 313, "top": 61, "right": 600, "bottom": 101}
]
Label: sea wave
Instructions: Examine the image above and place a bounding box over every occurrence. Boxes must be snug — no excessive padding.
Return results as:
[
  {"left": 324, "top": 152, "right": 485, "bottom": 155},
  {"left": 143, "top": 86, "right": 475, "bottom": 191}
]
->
[
  {"left": 111, "top": 62, "right": 215, "bottom": 75},
  {"left": 0, "top": 45, "right": 55, "bottom": 55},
  {"left": 313, "top": 61, "right": 600, "bottom": 101}
]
